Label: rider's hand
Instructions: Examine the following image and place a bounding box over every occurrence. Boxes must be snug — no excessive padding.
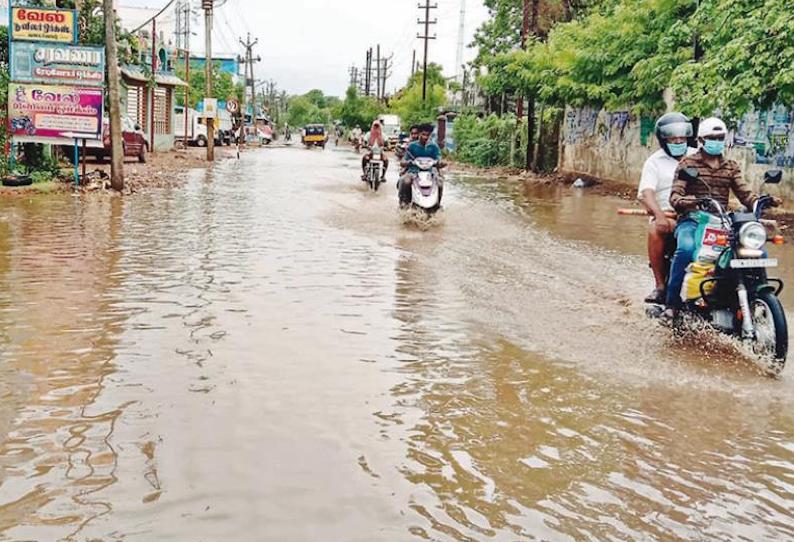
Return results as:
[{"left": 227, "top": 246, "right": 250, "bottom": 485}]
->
[
  {"left": 771, "top": 196, "right": 783, "bottom": 207},
  {"left": 654, "top": 214, "right": 673, "bottom": 234}
]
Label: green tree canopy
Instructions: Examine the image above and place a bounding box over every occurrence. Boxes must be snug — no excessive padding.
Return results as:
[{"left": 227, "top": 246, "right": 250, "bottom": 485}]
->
[{"left": 474, "top": 0, "right": 794, "bottom": 117}]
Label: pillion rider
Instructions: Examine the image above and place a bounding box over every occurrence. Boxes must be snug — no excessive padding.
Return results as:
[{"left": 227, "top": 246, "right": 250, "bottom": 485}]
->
[
  {"left": 398, "top": 123, "right": 444, "bottom": 208},
  {"left": 665, "top": 117, "right": 781, "bottom": 309},
  {"left": 637, "top": 112, "right": 696, "bottom": 304}
]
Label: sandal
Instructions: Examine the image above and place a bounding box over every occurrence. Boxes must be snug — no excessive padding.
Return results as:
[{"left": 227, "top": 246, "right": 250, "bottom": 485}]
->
[{"left": 644, "top": 287, "right": 666, "bottom": 304}]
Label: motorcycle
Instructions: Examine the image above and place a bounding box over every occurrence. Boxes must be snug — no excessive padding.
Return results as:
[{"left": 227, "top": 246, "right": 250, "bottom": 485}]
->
[
  {"left": 364, "top": 145, "right": 384, "bottom": 191},
  {"left": 652, "top": 167, "right": 788, "bottom": 373},
  {"left": 405, "top": 157, "right": 442, "bottom": 214}
]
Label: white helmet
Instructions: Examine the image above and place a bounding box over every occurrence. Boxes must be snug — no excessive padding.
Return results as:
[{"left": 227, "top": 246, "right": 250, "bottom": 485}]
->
[{"left": 698, "top": 117, "right": 727, "bottom": 138}]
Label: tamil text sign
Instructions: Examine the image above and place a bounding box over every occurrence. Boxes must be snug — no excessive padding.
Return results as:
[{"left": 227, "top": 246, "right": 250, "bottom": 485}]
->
[
  {"left": 8, "top": 83, "right": 103, "bottom": 142},
  {"left": 11, "top": 7, "right": 76, "bottom": 44},
  {"left": 11, "top": 42, "right": 105, "bottom": 87}
]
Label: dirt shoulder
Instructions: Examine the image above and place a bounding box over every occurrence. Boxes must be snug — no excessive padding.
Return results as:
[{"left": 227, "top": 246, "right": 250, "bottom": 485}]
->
[{"left": 1, "top": 146, "right": 242, "bottom": 197}]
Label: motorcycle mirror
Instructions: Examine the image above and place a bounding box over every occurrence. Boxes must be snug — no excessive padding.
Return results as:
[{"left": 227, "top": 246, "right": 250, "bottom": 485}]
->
[
  {"left": 764, "top": 169, "right": 783, "bottom": 184},
  {"left": 679, "top": 167, "right": 699, "bottom": 182}
]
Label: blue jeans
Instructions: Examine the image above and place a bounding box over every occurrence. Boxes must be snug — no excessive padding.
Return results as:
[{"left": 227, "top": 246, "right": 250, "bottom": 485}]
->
[{"left": 666, "top": 219, "right": 698, "bottom": 307}]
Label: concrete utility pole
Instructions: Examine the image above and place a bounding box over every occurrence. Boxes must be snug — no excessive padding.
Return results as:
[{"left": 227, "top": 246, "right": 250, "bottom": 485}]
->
[
  {"left": 518, "top": 0, "right": 530, "bottom": 118},
  {"left": 150, "top": 18, "right": 157, "bottom": 154},
  {"left": 240, "top": 33, "right": 261, "bottom": 123},
  {"left": 364, "top": 48, "right": 372, "bottom": 96},
  {"left": 411, "top": 50, "right": 416, "bottom": 77},
  {"left": 182, "top": 1, "right": 192, "bottom": 147},
  {"left": 103, "top": 0, "right": 124, "bottom": 191},
  {"left": 455, "top": 0, "right": 466, "bottom": 83},
  {"left": 202, "top": 0, "right": 214, "bottom": 161},
  {"left": 376, "top": 44, "right": 381, "bottom": 100},
  {"left": 379, "top": 55, "right": 393, "bottom": 102},
  {"left": 417, "top": 1, "right": 437, "bottom": 101}
]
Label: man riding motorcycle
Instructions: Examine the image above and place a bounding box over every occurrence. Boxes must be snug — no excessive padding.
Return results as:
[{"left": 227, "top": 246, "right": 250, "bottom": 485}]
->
[
  {"left": 362, "top": 120, "right": 389, "bottom": 181},
  {"left": 637, "top": 113, "right": 695, "bottom": 304},
  {"left": 666, "top": 117, "right": 781, "bottom": 309},
  {"left": 398, "top": 123, "right": 442, "bottom": 208}
]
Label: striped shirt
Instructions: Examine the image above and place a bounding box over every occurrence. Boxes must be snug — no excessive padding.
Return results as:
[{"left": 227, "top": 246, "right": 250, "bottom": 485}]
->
[{"left": 670, "top": 150, "right": 756, "bottom": 213}]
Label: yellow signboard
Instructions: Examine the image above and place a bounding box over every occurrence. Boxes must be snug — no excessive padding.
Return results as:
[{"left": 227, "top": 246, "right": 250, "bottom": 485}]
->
[{"left": 11, "top": 7, "right": 76, "bottom": 44}]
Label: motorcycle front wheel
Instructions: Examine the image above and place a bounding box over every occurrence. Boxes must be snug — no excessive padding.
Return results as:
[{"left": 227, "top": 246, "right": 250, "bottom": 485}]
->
[{"left": 751, "top": 290, "right": 788, "bottom": 371}]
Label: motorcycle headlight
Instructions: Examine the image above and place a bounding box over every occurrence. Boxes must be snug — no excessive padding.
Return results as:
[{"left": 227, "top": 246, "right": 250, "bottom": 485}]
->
[{"left": 739, "top": 222, "right": 767, "bottom": 251}]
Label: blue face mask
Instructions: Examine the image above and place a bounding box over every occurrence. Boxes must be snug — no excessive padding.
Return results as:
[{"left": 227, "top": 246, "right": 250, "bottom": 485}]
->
[
  {"left": 667, "top": 142, "right": 688, "bottom": 157},
  {"left": 703, "top": 139, "right": 725, "bottom": 156}
]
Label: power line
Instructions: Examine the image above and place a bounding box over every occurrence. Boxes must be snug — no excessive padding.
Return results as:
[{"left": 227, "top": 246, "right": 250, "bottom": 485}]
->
[{"left": 130, "top": 0, "right": 180, "bottom": 34}]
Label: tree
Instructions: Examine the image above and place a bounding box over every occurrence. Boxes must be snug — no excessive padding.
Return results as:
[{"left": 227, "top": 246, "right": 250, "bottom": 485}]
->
[
  {"left": 390, "top": 67, "right": 448, "bottom": 127},
  {"left": 336, "top": 86, "right": 384, "bottom": 129},
  {"left": 176, "top": 63, "right": 244, "bottom": 108}
]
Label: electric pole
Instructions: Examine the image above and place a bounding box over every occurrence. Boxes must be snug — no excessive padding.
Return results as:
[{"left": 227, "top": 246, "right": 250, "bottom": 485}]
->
[
  {"left": 518, "top": 0, "right": 529, "bottom": 117},
  {"left": 348, "top": 65, "right": 358, "bottom": 88},
  {"left": 240, "top": 33, "right": 261, "bottom": 123},
  {"left": 376, "top": 44, "right": 381, "bottom": 100},
  {"left": 364, "top": 48, "right": 372, "bottom": 96},
  {"left": 455, "top": 0, "right": 466, "bottom": 83},
  {"left": 411, "top": 50, "right": 416, "bottom": 77},
  {"left": 417, "top": 1, "right": 437, "bottom": 100},
  {"left": 380, "top": 55, "right": 393, "bottom": 102},
  {"left": 202, "top": 0, "right": 214, "bottom": 161},
  {"left": 104, "top": 0, "right": 124, "bottom": 190}
]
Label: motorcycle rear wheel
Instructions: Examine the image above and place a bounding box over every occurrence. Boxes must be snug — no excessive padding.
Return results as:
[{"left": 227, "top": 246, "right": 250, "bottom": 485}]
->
[{"left": 751, "top": 291, "right": 788, "bottom": 371}]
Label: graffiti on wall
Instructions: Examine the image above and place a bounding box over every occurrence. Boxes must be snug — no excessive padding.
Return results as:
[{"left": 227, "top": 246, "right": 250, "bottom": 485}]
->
[
  {"left": 731, "top": 106, "right": 794, "bottom": 167},
  {"left": 564, "top": 106, "right": 598, "bottom": 144},
  {"left": 564, "top": 107, "right": 635, "bottom": 146}
]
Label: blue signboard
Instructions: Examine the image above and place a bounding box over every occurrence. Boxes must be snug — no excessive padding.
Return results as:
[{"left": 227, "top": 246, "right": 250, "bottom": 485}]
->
[{"left": 11, "top": 41, "right": 105, "bottom": 87}]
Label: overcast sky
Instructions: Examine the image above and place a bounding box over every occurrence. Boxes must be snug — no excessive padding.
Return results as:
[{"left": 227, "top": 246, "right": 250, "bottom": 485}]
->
[{"left": 118, "top": 0, "right": 490, "bottom": 97}]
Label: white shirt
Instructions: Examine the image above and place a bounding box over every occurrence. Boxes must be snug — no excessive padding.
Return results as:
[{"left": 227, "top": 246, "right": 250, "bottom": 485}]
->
[{"left": 637, "top": 148, "right": 696, "bottom": 211}]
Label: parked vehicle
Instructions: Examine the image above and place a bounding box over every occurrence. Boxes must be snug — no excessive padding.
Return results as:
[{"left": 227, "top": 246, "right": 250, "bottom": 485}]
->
[
  {"left": 364, "top": 145, "right": 384, "bottom": 191},
  {"left": 405, "top": 157, "right": 442, "bottom": 214},
  {"left": 175, "top": 106, "right": 227, "bottom": 147},
  {"left": 302, "top": 124, "right": 326, "bottom": 148},
  {"left": 650, "top": 167, "right": 788, "bottom": 374},
  {"left": 66, "top": 116, "right": 148, "bottom": 163}
]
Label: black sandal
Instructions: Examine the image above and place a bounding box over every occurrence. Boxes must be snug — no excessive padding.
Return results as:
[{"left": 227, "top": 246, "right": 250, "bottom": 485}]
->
[{"left": 644, "top": 287, "right": 666, "bottom": 304}]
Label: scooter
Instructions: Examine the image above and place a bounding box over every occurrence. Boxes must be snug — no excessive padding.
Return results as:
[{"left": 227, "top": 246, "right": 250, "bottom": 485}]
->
[
  {"left": 648, "top": 168, "right": 788, "bottom": 374},
  {"left": 404, "top": 157, "right": 442, "bottom": 214}
]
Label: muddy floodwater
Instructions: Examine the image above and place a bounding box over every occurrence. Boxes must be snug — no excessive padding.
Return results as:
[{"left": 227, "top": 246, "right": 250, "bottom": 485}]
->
[{"left": 0, "top": 147, "right": 793, "bottom": 541}]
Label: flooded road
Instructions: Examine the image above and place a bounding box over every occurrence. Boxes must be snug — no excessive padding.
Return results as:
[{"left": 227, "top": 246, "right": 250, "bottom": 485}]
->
[{"left": 0, "top": 146, "right": 792, "bottom": 541}]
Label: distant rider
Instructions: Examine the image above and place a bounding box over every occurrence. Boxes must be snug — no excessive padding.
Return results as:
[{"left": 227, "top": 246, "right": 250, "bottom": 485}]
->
[
  {"left": 398, "top": 123, "right": 442, "bottom": 208},
  {"left": 637, "top": 112, "right": 695, "bottom": 304},
  {"left": 362, "top": 120, "right": 389, "bottom": 181},
  {"left": 666, "top": 117, "right": 780, "bottom": 309}
]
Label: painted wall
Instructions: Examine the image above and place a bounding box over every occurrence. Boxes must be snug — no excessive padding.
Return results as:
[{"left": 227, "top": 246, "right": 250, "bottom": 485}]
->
[{"left": 559, "top": 105, "right": 794, "bottom": 198}]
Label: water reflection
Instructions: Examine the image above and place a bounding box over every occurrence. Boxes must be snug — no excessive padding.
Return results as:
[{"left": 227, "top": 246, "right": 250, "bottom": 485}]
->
[{"left": 0, "top": 195, "right": 128, "bottom": 540}]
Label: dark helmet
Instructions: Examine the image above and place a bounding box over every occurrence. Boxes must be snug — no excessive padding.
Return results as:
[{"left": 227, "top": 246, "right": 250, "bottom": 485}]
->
[{"left": 655, "top": 112, "right": 693, "bottom": 157}]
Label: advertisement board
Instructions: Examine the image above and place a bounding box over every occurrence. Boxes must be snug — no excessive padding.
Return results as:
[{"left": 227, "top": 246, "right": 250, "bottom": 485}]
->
[
  {"left": 11, "top": 42, "right": 105, "bottom": 87},
  {"left": 8, "top": 83, "right": 104, "bottom": 142},
  {"left": 11, "top": 7, "right": 77, "bottom": 44}
]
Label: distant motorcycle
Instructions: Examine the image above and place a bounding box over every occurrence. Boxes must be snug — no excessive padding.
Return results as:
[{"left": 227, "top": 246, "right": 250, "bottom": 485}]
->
[
  {"left": 364, "top": 145, "right": 384, "bottom": 191},
  {"left": 404, "top": 157, "right": 442, "bottom": 214},
  {"left": 651, "top": 167, "right": 788, "bottom": 374}
]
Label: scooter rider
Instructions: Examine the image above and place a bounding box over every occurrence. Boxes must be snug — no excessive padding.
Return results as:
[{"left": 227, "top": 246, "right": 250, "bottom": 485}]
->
[
  {"left": 398, "top": 123, "right": 442, "bottom": 208},
  {"left": 666, "top": 117, "right": 781, "bottom": 309},
  {"left": 637, "top": 112, "right": 695, "bottom": 304}
]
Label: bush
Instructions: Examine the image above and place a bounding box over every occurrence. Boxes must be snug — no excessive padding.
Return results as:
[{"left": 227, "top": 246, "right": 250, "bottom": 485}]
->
[{"left": 453, "top": 113, "right": 520, "bottom": 167}]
